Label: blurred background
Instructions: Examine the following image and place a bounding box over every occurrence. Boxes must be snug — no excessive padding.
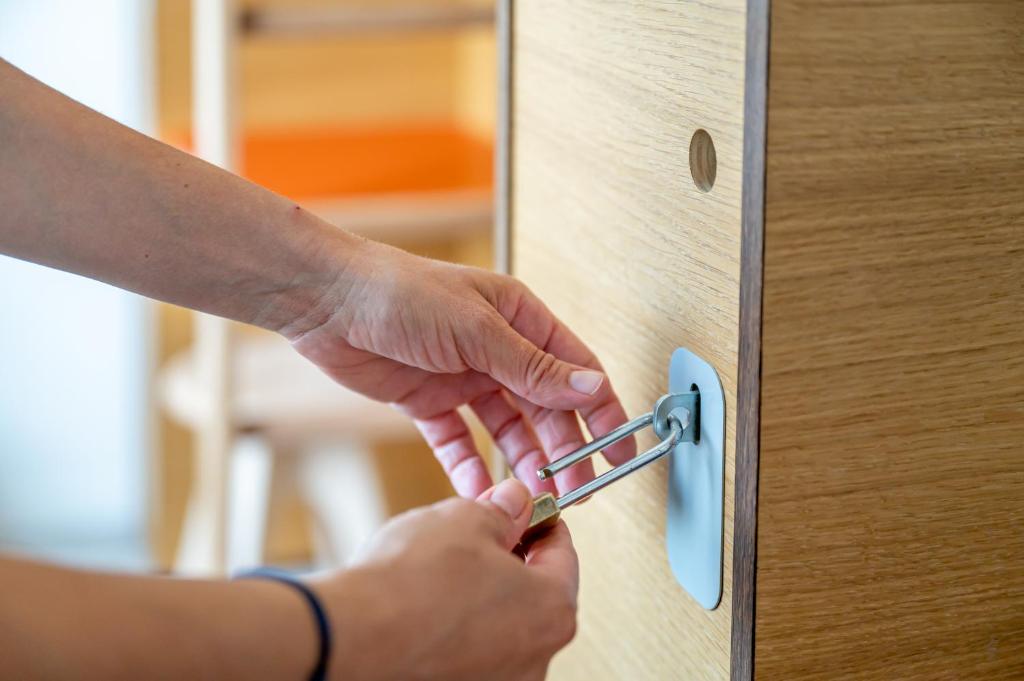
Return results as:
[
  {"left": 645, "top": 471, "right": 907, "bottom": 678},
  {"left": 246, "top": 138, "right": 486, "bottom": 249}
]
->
[{"left": 0, "top": 0, "right": 496, "bottom": 575}]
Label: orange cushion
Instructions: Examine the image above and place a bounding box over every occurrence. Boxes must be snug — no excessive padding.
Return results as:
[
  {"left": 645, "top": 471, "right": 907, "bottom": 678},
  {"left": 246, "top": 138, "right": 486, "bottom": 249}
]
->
[{"left": 163, "top": 124, "right": 493, "bottom": 200}]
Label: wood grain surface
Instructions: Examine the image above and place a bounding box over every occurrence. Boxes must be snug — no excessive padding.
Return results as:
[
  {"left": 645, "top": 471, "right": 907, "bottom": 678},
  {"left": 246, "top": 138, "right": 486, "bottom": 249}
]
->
[
  {"left": 511, "top": 2, "right": 749, "bottom": 678},
  {"left": 756, "top": 1, "right": 1024, "bottom": 679}
]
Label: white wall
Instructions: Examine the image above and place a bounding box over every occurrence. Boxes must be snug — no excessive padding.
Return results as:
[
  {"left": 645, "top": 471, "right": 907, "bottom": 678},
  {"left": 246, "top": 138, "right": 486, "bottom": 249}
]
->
[{"left": 0, "top": 0, "right": 154, "bottom": 568}]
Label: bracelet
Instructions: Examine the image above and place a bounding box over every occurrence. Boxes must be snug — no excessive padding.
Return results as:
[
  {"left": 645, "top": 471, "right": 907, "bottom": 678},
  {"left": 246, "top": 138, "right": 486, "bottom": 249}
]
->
[{"left": 235, "top": 568, "right": 332, "bottom": 681}]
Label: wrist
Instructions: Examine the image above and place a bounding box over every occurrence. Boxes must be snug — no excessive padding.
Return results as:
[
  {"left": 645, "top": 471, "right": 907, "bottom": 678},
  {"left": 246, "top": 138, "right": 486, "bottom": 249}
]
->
[
  {"left": 234, "top": 570, "right": 333, "bottom": 681},
  {"left": 309, "top": 566, "right": 399, "bottom": 681},
  {"left": 248, "top": 210, "right": 367, "bottom": 340},
  {"left": 220, "top": 577, "right": 321, "bottom": 680}
]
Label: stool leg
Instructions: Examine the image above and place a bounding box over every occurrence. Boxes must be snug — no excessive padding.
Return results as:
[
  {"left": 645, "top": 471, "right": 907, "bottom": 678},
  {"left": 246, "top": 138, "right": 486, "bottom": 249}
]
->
[
  {"left": 174, "top": 430, "right": 232, "bottom": 576},
  {"left": 298, "top": 440, "right": 387, "bottom": 567},
  {"left": 225, "top": 433, "right": 274, "bottom": 573}
]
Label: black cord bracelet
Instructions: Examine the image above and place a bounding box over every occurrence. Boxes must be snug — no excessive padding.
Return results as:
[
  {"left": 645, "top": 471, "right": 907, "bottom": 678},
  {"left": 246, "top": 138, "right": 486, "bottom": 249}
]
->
[{"left": 235, "top": 568, "right": 332, "bottom": 681}]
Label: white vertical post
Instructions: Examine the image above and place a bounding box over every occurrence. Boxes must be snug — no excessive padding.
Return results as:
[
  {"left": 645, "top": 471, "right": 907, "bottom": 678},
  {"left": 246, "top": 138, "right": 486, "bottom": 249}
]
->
[
  {"left": 175, "top": 0, "right": 239, "bottom": 576},
  {"left": 491, "top": 0, "right": 513, "bottom": 485},
  {"left": 193, "top": 0, "right": 239, "bottom": 171},
  {"left": 225, "top": 434, "right": 274, "bottom": 573}
]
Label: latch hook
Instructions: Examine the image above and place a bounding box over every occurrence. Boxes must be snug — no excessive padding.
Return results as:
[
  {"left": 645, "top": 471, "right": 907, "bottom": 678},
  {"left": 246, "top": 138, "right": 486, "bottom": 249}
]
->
[{"left": 524, "top": 390, "right": 699, "bottom": 536}]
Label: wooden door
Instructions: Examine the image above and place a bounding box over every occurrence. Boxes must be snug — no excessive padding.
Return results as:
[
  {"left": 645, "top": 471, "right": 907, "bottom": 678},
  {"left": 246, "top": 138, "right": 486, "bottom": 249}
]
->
[
  {"left": 503, "top": 2, "right": 762, "bottom": 678},
  {"left": 505, "top": 1, "right": 1023, "bottom": 679}
]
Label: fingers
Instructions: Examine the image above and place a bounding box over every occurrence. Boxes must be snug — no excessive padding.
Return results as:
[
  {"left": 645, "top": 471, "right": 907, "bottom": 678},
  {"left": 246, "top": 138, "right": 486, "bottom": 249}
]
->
[
  {"left": 414, "top": 410, "right": 493, "bottom": 498},
  {"left": 475, "top": 478, "right": 534, "bottom": 551},
  {"left": 514, "top": 299, "right": 637, "bottom": 465},
  {"left": 577, "top": 390, "right": 637, "bottom": 466},
  {"left": 467, "top": 310, "right": 608, "bottom": 412},
  {"left": 390, "top": 368, "right": 499, "bottom": 420},
  {"left": 491, "top": 283, "right": 638, "bottom": 465},
  {"left": 469, "top": 389, "right": 557, "bottom": 496},
  {"left": 524, "top": 521, "right": 580, "bottom": 606},
  {"left": 513, "top": 397, "right": 596, "bottom": 497}
]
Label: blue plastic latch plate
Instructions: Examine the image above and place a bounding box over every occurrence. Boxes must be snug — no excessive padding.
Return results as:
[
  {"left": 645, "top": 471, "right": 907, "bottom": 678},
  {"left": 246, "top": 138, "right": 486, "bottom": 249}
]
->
[{"left": 666, "top": 347, "right": 725, "bottom": 609}]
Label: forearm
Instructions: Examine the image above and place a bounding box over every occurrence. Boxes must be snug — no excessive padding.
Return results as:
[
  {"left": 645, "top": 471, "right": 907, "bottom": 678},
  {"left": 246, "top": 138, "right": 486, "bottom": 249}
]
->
[
  {"left": 0, "top": 58, "right": 359, "bottom": 335},
  {"left": 0, "top": 556, "right": 317, "bottom": 680}
]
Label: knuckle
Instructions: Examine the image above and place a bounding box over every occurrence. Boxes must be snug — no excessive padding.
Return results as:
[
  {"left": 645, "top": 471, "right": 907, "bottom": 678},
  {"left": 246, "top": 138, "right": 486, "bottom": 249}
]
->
[
  {"left": 482, "top": 268, "right": 514, "bottom": 288},
  {"left": 499, "top": 274, "right": 528, "bottom": 298},
  {"left": 524, "top": 349, "right": 559, "bottom": 392},
  {"left": 548, "top": 599, "right": 578, "bottom": 648},
  {"left": 465, "top": 268, "right": 502, "bottom": 301},
  {"left": 495, "top": 271, "right": 528, "bottom": 294},
  {"left": 485, "top": 273, "right": 530, "bottom": 318},
  {"left": 532, "top": 580, "right": 577, "bottom": 649}
]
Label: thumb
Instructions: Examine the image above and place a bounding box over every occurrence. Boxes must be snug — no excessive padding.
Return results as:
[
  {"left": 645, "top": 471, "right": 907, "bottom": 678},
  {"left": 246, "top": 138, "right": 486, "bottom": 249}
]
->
[
  {"left": 474, "top": 315, "right": 606, "bottom": 410},
  {"left": 476, "top": 478, "right": 533, "bottom": 551}
]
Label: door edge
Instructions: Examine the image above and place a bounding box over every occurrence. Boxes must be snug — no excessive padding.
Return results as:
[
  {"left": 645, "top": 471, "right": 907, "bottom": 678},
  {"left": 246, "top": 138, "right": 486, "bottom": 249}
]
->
[{"left": 730, "top": 0, "right": 770, "bottom": 679}]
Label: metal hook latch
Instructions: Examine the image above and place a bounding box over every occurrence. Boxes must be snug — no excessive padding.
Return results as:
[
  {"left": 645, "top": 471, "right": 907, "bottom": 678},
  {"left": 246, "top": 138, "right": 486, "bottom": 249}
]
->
[{"left": 523, "top": 390, "right": 700, "bottom": 539}]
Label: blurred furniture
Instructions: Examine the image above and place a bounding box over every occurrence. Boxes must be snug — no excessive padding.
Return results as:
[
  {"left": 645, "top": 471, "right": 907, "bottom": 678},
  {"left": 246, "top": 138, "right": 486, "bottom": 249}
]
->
[{"left": 161, "top": 0, "right": 493, "bottom": 575}]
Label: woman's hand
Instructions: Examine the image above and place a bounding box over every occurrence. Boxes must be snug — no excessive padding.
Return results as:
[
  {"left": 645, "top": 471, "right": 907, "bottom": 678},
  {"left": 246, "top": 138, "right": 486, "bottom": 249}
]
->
[
  {"left": 0, "top": 60, "right": 635, "bottom": 498},
  {"left": 283, "top": 238, "right": 636, "bottom": 498},
  {"left": 0, "top": 480, "right": 573, "bottom": 681},
  {"left": 311, "top": 479, "right": 578, "bottom": 681}
]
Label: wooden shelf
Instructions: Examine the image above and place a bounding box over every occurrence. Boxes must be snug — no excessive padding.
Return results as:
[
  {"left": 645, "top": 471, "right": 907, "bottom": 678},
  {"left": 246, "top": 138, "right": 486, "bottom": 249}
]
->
[
  {"left": 240, "top": 4, "right": 494, "bottom": 38},
  {"left": 307, "top": 187, "right": 491, "bottom": 241}
]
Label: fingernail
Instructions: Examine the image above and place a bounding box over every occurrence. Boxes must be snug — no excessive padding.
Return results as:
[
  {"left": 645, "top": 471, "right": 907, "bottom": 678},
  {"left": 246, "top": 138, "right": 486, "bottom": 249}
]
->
[
  {"left": 569, "top": 370, "right": 604, "bottom": 395},
  {"left": 490, "top": 479, "right": 530, "bottom": 519}
]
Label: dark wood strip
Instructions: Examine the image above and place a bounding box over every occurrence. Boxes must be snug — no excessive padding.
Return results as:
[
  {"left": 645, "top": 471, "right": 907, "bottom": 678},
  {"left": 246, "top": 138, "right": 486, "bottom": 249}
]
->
[{"left": 730, "top": 0, "right": 770, "bottom": 679}]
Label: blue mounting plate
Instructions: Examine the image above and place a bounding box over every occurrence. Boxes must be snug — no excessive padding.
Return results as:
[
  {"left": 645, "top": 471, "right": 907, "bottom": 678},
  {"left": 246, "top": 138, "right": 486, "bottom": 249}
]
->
[{"left": 666, "top": 347, "right": 725, "bottom": 609}]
